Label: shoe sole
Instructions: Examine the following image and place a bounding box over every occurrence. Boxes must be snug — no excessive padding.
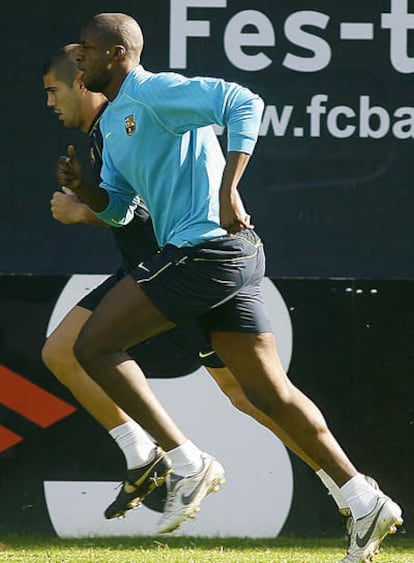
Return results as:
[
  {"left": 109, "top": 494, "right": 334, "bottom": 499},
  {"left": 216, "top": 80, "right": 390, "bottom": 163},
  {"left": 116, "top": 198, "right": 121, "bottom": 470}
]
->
[{"left": 157, "top": 460, "right": 226, "bottom": 534}]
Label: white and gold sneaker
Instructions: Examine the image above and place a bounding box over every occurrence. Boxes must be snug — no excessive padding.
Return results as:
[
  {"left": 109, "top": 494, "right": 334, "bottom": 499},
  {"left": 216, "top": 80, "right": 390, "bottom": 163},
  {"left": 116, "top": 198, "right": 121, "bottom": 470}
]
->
[
  {"left": 340, "top": 495, "right": 403, "bottom": 563},
  {"left": 156, "top": 453, "right": 225, "bottom": 534}
]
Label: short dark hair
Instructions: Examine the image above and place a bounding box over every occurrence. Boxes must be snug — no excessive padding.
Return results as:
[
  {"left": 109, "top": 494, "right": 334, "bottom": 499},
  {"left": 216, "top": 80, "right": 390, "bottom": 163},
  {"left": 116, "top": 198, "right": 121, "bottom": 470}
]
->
[{"left": 43, "top": 44, "right": 80, "bottom": 85}]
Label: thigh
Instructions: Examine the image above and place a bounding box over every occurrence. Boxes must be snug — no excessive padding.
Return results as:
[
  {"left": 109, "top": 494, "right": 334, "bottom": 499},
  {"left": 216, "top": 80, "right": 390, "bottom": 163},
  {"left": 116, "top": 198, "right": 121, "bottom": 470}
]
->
[
  {"left": 210, "top": 331, "right": 289, "bottom": 400},
  {"left": 77, "top": 269, "right": 224, "bottom": 375},
  {"left": 78, "top": 274, "right": 175, "bottom": 352},
  {"left": 47, "top": 305, "right": 92, "bottom": 352}
]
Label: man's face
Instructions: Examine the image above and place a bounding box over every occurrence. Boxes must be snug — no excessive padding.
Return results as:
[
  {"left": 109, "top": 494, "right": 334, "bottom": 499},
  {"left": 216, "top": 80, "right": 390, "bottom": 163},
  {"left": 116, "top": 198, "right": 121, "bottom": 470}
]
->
[
  {"left": 78, "top": 24, "right": 111, "bottom": 94},
  {"left": 43, "top": 72, "right": 82, "bottom": 129}
]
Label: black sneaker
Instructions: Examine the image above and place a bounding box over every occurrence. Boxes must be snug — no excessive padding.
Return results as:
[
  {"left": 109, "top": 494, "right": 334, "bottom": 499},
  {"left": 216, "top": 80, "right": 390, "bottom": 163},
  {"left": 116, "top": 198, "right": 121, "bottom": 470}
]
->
[
  {"left": 104, "top": 447, "right": 171, "bottom": 519},
  {"left": 141, "top": 481, "right": 168, "bottom": 513}
]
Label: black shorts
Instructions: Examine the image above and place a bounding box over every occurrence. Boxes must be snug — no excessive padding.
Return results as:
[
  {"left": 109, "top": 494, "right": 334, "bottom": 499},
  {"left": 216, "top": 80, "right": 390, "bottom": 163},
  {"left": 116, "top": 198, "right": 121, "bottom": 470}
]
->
[
  {"left": 78, "top": 274, "right": 224, "bottom": 376},
  {"left": 129, "top": 230, "right": 272, "bottom": 333}
]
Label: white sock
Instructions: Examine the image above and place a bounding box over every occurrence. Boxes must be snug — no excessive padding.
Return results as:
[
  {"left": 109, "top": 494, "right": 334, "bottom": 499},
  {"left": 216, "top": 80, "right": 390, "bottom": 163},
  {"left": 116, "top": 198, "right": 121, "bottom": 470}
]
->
[
  {"left": 341, "top": 473, "right": 379, "bottom": 520},
  {"left": 109, "top": 421, "right": 156, "bottom": 469},
  {"left": 167, "top": 439, "right": 203, "bottom": 477},
  {"left": 316, "top": 469, "right": 348, "bottom": 511}
]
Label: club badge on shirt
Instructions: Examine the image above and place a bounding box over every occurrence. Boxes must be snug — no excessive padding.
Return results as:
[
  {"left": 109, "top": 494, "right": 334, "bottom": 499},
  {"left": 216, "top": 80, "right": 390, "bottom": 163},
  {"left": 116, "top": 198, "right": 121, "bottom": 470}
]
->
[{"left": 124, "top": 115, "right": 136, "bottom": 136}]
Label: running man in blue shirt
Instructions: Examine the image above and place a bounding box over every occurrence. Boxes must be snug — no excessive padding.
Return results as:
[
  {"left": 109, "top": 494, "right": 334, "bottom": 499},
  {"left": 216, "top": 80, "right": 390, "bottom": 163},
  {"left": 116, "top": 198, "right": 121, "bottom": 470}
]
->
[
  {"left": 43, "top": 44, "right": 230, "bottom": 519},
  {"left": 57, "top": 13, "right": 402, "bottom": 558},
  {"left": 45, "top": 43, "right": 376, "bottom": 531}
]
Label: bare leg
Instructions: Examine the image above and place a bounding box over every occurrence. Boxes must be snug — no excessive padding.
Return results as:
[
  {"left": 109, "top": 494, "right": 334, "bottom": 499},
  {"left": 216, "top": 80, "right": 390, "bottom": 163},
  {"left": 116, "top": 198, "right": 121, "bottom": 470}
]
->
[
  {"left": 42, "top": 302, "right": 205, "bottom": 521},
  {"left": 42, "top": 306, "right": 131, "bottom": 429},
  {"left": 207, "top": 366, "right": 319, "bottom": 471},
  {"left": 210, "top": 331, "right": 357, "bottom": 486},
  {"left": 42, "top": 304, "right": 165, "bottom": 472},
  {"left": 73, "top": 275, "right": 187, "bottom": 451}
]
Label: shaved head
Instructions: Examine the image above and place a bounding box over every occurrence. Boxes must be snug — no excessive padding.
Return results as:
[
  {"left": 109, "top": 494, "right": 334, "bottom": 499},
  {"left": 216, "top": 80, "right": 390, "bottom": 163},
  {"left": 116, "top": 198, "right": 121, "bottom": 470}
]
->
[
  {"left": 87, "top": 13, "right": 144, "bottom": 64},
  {"left": 78, "top": 13, "right": 145, "bottom": 99}
]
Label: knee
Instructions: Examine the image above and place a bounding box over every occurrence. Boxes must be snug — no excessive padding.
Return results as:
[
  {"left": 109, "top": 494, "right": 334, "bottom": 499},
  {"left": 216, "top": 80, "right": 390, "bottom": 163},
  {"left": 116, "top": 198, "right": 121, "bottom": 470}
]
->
[
  {"left": 73, "top": 328, "right": 110, "bottom": 380},
  {"left": 225, "top": 385, "right": 250, "bottom": 414},
  {"left": 73, "top": 330, "right": 95, "bottom": 373},
  {"left": 243, "top": 388, "right": 271, "bottom": 415},
  {"left": 41, "top": 335, "right": 73, "bottom": 385},
  {"left": 242, "top": 381, "right": 292, "bottom": 418},
  {"left": 220, "top": 374, "right": 284, "bottom": 418},
  {"left": 41, "top": 336, "right": 66, "bottom": 373},
  {"left": 41, "top": 337, "right": 54, "bottom": 371}
]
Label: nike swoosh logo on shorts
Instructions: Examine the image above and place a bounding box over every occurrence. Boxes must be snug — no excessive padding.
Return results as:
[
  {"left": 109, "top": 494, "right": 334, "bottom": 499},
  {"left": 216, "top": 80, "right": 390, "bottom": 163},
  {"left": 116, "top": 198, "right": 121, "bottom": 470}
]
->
[
  {"left": 198, "top": 350, "right": 215, "bottom": 359},
  {"left": 355, "top": 500, "right": 386, "bottom": 548}
]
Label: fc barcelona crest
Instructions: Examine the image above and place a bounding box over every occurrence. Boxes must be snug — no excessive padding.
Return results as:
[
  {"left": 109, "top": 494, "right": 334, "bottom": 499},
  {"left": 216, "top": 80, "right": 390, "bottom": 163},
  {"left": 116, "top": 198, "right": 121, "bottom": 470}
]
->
[{"left": 124, "top": 114, "right": 136, "bottom": 135}]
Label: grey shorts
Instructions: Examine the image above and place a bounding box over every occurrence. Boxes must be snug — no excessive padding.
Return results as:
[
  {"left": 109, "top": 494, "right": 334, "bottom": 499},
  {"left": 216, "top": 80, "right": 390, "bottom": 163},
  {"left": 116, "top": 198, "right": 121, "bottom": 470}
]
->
[{"left": 129, "top": 229, "right": 272, "bottom": 334}]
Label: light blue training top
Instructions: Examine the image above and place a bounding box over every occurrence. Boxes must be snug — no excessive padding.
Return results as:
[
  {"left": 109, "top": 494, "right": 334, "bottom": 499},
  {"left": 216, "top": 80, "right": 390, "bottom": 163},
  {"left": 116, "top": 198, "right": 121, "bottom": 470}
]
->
[{"left": 96, "top": 65, "right": 264, "bottom": 248}]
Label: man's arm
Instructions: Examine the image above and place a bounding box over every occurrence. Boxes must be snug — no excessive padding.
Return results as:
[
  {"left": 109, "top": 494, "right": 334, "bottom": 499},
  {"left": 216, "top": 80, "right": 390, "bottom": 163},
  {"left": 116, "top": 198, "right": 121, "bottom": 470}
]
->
[
  {"left": 57, "top": 144, "right": 137, "bottom": 227},
  {"left": 57, "top": 145, "right": 109, "bottom": 211},
  {"left": 219, "top": 152, "right": 253, "bottom": 233},
  {"left": 50, "top": 188, "right": 109, "bottom": 227}
]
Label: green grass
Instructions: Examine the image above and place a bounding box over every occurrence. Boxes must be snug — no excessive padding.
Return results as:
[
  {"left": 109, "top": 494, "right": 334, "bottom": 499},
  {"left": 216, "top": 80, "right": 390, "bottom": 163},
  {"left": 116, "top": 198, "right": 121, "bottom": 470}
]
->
[{"left": 0, "top": 535, "right": 412, "bottom": 563}]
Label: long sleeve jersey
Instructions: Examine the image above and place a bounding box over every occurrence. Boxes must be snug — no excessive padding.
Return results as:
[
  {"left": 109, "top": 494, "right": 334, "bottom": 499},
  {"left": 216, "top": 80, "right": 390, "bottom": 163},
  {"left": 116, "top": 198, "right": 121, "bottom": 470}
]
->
[{"left": 96, "top": 65, "right": 264, "bottom": 248}]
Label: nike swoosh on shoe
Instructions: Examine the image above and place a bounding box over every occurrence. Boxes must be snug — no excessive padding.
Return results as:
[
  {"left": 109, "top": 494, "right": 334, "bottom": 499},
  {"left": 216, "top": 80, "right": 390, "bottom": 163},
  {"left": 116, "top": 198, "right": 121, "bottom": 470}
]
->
[
  {"left": 355, "top": 500, "right": 386, "bottom": 548},
  {"left": 124, "top": 455, "right": 166, "bottom": 494},
  {"left": 181, "top": 464, "right": 212, "bottom": 505}
]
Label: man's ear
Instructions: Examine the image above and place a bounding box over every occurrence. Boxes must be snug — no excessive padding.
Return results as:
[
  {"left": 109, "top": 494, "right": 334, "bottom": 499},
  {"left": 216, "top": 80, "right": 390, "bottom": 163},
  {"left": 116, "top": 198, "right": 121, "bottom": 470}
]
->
[
  {"left": 114, "top": 45, "right": 126, "bottom": 58},
  {"left": 74, "top": 72, "right": 86, "bottom": 91}
]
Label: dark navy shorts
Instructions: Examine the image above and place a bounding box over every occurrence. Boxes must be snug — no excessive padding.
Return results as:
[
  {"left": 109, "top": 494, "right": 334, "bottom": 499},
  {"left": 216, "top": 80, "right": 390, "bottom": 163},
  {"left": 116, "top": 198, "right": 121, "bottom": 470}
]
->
[
  {"left": 129, "top": 230, "right": 272, "bottom": 334},
  {"left": 78, "top": 273, "right": 224, "bottom": 376}
]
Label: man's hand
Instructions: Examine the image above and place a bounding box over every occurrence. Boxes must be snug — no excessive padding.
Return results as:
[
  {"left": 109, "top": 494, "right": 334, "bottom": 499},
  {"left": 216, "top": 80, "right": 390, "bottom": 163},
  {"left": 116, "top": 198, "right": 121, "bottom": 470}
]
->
[
  {"left": 50, "top": 188, "right": 83, "bottom": 224},
  {"left": 56, "top": 145, "right": 82, "bottom": 192},
  {"left": 220, "top": 190, "right": 254, "bottom": 234},
  {"left": 55, "top": 145, "right": 109, "bottom": 212},
  {"left": 219, "top": 152, "right": 254, "bottom": 234},
  {"left": 50, "top": 187, "right": 109, "bottom": 226}
]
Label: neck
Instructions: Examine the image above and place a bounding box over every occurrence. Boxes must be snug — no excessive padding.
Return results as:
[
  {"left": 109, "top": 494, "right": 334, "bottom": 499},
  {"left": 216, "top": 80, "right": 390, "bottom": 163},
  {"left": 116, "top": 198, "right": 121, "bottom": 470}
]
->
[
  {"left": 105, "top": 62, "right": 137, "bottom": 101},
  {"left": 81, "top": 94, "right": 107, "bottom": 133}
]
